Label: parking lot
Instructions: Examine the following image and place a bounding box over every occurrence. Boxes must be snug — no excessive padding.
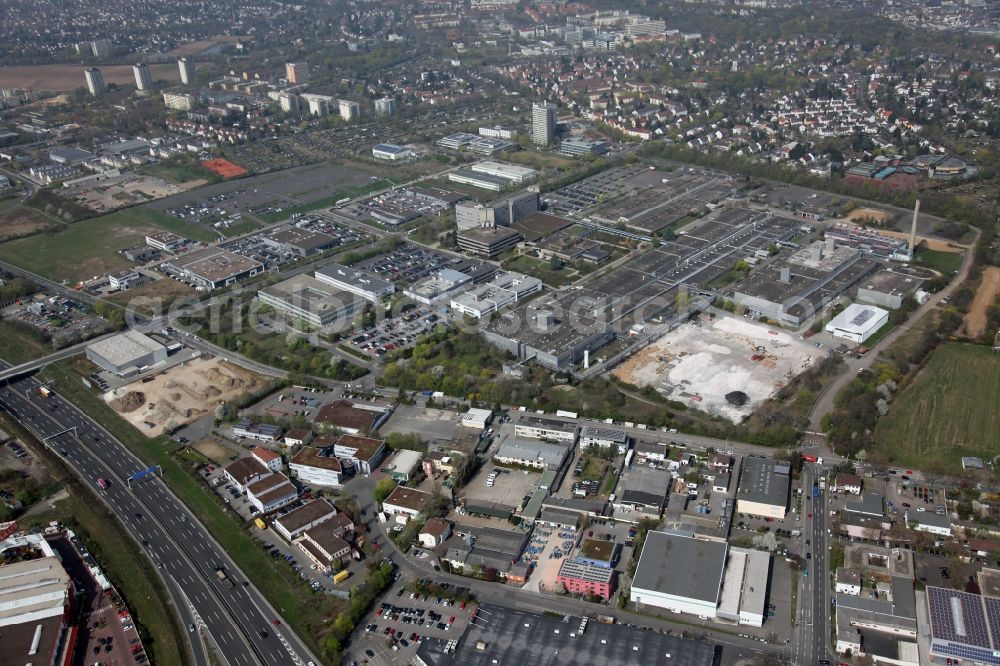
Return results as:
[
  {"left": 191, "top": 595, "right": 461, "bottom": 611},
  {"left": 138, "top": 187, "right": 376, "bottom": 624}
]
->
[
  {"left": 524, "top": 523, "right": 580, "bottom": 593},
  {"left": 462, "top": 461, "right": 541, "bottom": 515},
  {"left": 351, "top": 580, "right": 477, "bottom": 665},
  {"left": 215, "top": 217, "right": 367, "bottom": 270},
  {"left": 356, "top": 245, "right": 458, "bottom": 286},
  {"left": 344, "top": 302, "right": 442, "bottom": 357}
]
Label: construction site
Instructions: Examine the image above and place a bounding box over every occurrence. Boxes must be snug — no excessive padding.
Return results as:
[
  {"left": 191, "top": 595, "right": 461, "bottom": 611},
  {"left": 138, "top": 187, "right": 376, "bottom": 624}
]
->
[
  {"left": 104, "top": 356, "right": 265, "bottom": 436},
  {"left": 613, "top": 314, "right": 820, "bottom": 421}
]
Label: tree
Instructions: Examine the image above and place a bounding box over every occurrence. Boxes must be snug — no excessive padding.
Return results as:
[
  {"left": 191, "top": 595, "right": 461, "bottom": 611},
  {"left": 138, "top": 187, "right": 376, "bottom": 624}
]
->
[{"left": 374, "top": 479, "right": 397, "bottom": 503}]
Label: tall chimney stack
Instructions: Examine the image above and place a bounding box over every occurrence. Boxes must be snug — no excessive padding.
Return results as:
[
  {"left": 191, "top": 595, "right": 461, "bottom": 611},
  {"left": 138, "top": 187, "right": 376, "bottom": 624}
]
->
[{"left": 909, "top": 199, "right": 920, "bottom": 253}]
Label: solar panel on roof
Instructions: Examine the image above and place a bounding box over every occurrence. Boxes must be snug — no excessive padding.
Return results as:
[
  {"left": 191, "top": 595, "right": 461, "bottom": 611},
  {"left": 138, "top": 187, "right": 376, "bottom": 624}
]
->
[{"left": 849, "top": 309, "right": 875, "bottom": 326}]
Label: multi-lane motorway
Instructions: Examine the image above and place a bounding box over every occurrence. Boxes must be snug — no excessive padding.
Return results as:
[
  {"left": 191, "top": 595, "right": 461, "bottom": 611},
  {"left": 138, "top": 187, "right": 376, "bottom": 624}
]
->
[{"left": 0, "top": 369, "right": 319, "bottom": 666}]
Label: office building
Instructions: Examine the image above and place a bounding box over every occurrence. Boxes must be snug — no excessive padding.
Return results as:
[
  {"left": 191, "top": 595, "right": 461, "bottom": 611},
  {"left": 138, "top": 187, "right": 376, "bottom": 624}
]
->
[
  {"left": 449, "top": 271, "right": 542, "bottom": 319},
  {"left": 558, "top": 559, "right": 615, "bottom": 600},
  {"left": 338, "top": 99, "right": 360, "bottom": 122},
  {"left": 403, "top": 268, "right": 473, "bottom": 305},
  {"left": 455, "top": 190, "right": 539, "bottom": 230},
  {"left": 532, "top": 102, "right": 556, "bottom": 146},
  {"left": 132, "top": 63, "right": 151, "bottom": 91},
  {"left": 108, "top": 269, "right": 142, "bottom": 291},
  {"left": 85, "top": 330, "right": 167, "bottom": 376},
  {"left": 273, "top": 499, "right": 339, "bottom": 541},
  {"left": 514, "top": 415, "right": 578, "bottom": 442},
  {"left": 145, "top": 230, "right": 185, "bottom": 252},
  {"left": 314, "top": 263, "right": 395, "bottom": 302},
  {"left": 285, "top": 62, "right": 309, "bottom": 84},
  {"left": 290, "top": 446, "right": 344, "bottom": 488},
  {"left": 479, "top": 125, "right": 518, "bottom": 140},
  {"left": 375, "top": 97, "right": 396, "bottom": 116},
  {"left": 257, "top": 274, "right": 366, "bottom": 328},
  {"left": 560, "top": 138, "right": 609, "bottom": 157},
  {"left": 382, "top": 486, "right": 435, "bottom": 518},
  {"left": 178, "top": 58, "right": 196, "bottom": 85},
  {"left": 456, "top": 226, "right": 522, "bottom": 258},
  {"left": 84, "top": 67, "right": 105, "bottom": 96}
]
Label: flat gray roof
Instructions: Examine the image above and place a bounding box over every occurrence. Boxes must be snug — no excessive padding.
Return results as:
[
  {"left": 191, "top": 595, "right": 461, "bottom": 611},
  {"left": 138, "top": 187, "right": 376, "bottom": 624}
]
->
[
  {"left": 737, "top": 457, "right": 789, "bottom": 509},
  {"left": 414, "top": 604, "right": 716, "bottom": 666},
  {"left": 632, "top": 530, "right": 727, "bottom": 604},
  {"left": 87, "top": 330, "right": 165, "bottom": 367},
  {"left": 315, "top": 262, "right": 393, "bottom": 294}
]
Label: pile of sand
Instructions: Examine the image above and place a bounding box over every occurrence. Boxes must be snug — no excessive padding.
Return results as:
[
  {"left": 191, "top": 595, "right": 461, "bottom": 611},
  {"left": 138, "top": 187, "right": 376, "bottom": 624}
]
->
[{"left": 111, "top": 391, "right": 146, "bottom": 413}]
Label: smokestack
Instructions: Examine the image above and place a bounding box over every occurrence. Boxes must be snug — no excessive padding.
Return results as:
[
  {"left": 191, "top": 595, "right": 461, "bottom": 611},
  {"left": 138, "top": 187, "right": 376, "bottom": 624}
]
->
[{"left": 910, "top": 199, "right": 920, "bottom": 252}]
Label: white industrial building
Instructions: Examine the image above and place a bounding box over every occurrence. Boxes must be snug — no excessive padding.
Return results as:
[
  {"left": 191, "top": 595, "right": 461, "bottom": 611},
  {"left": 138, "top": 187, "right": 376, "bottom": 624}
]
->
[
  {"left": 493, "top": 439, "right": 569, "bottom": 471},
  {"left": 513, "top": 416, "right": 578, "bottom": 443},
  {"left": 386, "top": 449, "right": 423, "bottom": 482},
  {"left": 716, "top": 547, "right": 771, "bottom": 627},
  {"left": 85, "top": 330, "right": 168, "bottom": 376},
  {"left": 461, "top": 408, "right": 493, "bottom": 430},
  {"left": 468, "top": 161, "right": 537, "bottom": 185},
  {"left": 824, "top": 303, "right": 889, "bottom": 344},
  {"left": 289, "top": 446, "right": 344, "bottom": 488},
  {"left": 578, "top": 425, "right": 629, "bottom": 453},
  {"left": 735, "top": 457, "right": 790, "bottom": 520},
  {"left": 372, "top": 143, "right": 412, "bottom": 161}
]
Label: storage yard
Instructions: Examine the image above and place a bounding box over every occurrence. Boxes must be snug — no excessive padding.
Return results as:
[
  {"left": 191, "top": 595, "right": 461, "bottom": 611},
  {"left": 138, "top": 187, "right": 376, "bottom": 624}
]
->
[
  {"left": 104, "top": 356, "right": 266, "bottom": 436},
  {"left": 614, "top": 315, "right": 820, "bottom": 421}
]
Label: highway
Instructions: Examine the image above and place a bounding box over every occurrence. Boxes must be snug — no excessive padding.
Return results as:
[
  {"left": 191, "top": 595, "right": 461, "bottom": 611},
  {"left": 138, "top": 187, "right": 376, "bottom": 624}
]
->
[
  {"left": 0, "top": 370, "right": 320, "bottom": 666},
  {"left": 794, "top": 466, "right": 832, "bottom": 666}
]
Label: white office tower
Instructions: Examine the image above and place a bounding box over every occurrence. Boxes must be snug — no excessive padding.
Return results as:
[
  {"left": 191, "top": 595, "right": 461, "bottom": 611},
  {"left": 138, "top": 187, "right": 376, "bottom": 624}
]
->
[{"left": 532, "top": 102, "right": 556, "bottom": 146}]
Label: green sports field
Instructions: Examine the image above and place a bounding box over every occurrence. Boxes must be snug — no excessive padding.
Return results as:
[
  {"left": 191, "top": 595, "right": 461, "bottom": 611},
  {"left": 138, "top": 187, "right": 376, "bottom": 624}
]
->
[{"left": 874, "top": 343, "right": 1000, "bottom": 473}]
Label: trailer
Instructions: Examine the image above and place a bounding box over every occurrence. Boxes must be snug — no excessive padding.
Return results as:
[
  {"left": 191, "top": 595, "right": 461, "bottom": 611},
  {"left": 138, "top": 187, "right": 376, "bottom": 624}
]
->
[
  {"left": 333, "top": 570, "right": 350, "bottom": 584},
  {"left": 37, "top": 386, "right": 52, "bottom": 398}
]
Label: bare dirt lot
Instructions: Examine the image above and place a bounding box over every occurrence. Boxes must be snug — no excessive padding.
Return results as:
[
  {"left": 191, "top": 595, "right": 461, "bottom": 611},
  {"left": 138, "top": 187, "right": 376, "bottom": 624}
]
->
[
  {"left": 873, "top": 228, "right": 962, "bottom": 252},
  {"left": 71, "top": 175, "right": 206, "bottom": 213},
  {"left": 104, "top": 357, "right": 265, "bottom": 436},
  {"left": 192, "top": 438, "right": 233, "bottom": 463},
  {"left": 966, "top": 266, "right": 1000, "bottom": 339},
  {"left": 0, "top": 208, "right": 59, "bottom": 242},
  {"left": 0, "top": 63, "right": 185, "bottom": 91},
  {"left": 847, "top": 207, "right": 894, "bottom": 224},
  {"left": 614, "top": 315, "right": 820, "bottom": 421}
]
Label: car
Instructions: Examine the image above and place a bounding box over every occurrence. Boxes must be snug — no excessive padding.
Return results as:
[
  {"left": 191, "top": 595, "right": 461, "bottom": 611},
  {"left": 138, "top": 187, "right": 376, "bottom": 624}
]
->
[
  {"left": 365, "top": 650, "right": 375, "bottom": 658},
  {"left": 188, "top": 624, "right": 195, "bottom": 633},
  {"left": 807, "top": 553, "right": 811, "bottom": 559},
  {"left": 807, "top": 512, "right": 812, "bottom": 518},
  {"left": 902, "top": 502, "right": 911, "bottom": 508},
  {"left": 259, "top": 630, "right": 268, "bottom": 639}
]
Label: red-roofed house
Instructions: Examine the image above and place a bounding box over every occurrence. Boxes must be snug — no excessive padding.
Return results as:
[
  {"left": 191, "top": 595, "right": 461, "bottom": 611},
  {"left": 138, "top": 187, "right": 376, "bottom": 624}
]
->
[
  {"left": 252, "top": 447, "right": 282, "bottom": 472},
  {"left": 419, "top": 518, "right": 452, "bottom": 548}
]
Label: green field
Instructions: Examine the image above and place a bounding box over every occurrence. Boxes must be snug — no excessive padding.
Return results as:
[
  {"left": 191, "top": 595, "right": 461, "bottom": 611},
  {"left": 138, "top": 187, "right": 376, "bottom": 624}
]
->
[
  {"left": 912, "top": 247, "right": 964, "bottom": 275},
  {"left": 501, "top": 254, "right": 577, "bottom": 287},
  {"left": 0, "top": 206, "right": 216, "bottom": 282},
  {"left": 874, "top": 343, "right": 1000, "bottom": 472}
]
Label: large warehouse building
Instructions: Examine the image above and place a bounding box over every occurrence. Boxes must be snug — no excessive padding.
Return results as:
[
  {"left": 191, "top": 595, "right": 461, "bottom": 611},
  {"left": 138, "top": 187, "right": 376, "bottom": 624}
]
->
[
  {"left": 257, "top": 274, "right": 366, "bottom": 327},
  {"left": 164, "top": 247, "right": 264, "bottom": 289},
  {"left": 86, "top": 330, "right": 168, "bottom": 376},
  {"left": 630, "top": 529, "right": 728, "bottom": 618}
]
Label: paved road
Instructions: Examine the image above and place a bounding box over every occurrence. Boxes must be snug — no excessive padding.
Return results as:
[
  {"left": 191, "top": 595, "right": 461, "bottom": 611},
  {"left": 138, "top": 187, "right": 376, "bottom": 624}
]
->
[
  {"left": 0, "top": 372, "right": 321, "bottom": 666},
  {"left": 343, "top": 477, "right": 788, "bottom": 664},
  {"left": 793, "top": 467, "right": 831, "bottom": 666},
  {"left": 804, "top": 228, "right": 980, "bottom": 440}
]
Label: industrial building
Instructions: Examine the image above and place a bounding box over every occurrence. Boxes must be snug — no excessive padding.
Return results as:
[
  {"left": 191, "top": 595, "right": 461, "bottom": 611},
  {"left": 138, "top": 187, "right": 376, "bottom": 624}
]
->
[
  {"left": 735, "top": 457, "right": 789, "bottom": 520},
  {"left": 315, "top": 263, "right": 395, "bottom": 301},
  {"left": 469, "top": 161, "right": 537, "bottom": 185},
  {"left": 382, "top": 486, "right": 435, "bottom": 518},
  {"left": 927, "top": 586, "right": 1000, "bottom": 666},
  {"left": 824, "top": 303, "right": 890, "bottom": 344},
  {"left": 449, "top": 271, "right": 542, "bottom": 318},
  {"left": 630, "top": 529, "right": 727, "bottom": 618},
  {"left": 579, "top": 425, "right": 629, "bottom": 452},
  {"left": 716, "top": 547, "right": 771, "bottom": 627},
  {"left": 146, "top": 231, "right": 185, "bottom": 252},
  {"left": 455, "top": 191, "right": 539, "bottom": 230},
  {"left": 835, "top": 578, "right": 918, "bottom": 663},
  {"left": 493, "top": 438, "right": 569, "bottom": 470},
  {"left": 257, "top": 274, "right": 366, "bottom": 327},
  {"left": 386, "top": 449, "right": 422, "bottom": 482},
  {"left": 856, "top": 269, "right": 923, "bottom": 309},
  {"left": 295, "top": 529, "right": 351, "bottom": 572},
  {"left": 108, "top": 269, "right": 143, "bottom": 291},
  {"left": 164, "top": 247, "right": 264, "bottom": 289},
  {"left": 731, "top": 240, "right": 879, "bottom": 327},
  {"left": 262, "top": 227, "right": 338, "bottom": 257},
  {"left": 313, "top": 401, "right": 392, "bottom": 437},
  {"left": 413, "top": 604, "right": 715, "bottom": 666},
  {"left": 0, "top": 532, "right": 73, "bottom": 666},
  {"left": 460, "top": 407, "right": 493, "bottom": 430},
  {"left": 456, "top": 225, "right": 522, "bottom": 258},
  {"left": 372, "top": 143, "right": 412, "bottom": 161},
  {"left": 85, "top": 330, "right": 167, "bottom": 376},
  {"left": 514, "top": 416, "right": 579, "bottom": 442},
  {"left": 271, "top": 499, "right": 337, "bottom": 541},
  {"left": 245, "top": 473, "right": 297, "bottom": 513}
]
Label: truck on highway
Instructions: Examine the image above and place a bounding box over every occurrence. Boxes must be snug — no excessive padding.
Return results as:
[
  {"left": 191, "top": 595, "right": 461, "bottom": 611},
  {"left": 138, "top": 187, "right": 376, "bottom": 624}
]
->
[
  {"left": 215, "top": 567, "right": 235, "bottom": 589},
  {"left": 37, "top": 386, "right": 52, "bottom": 398},
  {"left": 96, "top": 478, "right": 108, "bottom": 490}
]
